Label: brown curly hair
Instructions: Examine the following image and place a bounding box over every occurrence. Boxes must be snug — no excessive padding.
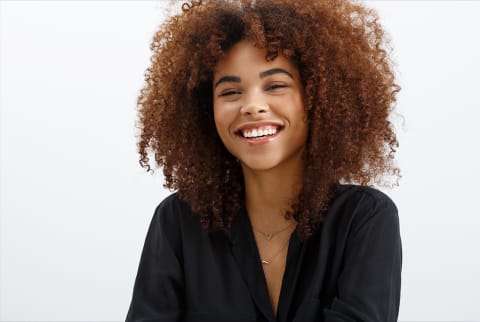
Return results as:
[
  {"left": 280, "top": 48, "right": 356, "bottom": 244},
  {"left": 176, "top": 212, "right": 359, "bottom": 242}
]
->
[{"left": 137, "top": 0, "right": 400, "bottom": 238}]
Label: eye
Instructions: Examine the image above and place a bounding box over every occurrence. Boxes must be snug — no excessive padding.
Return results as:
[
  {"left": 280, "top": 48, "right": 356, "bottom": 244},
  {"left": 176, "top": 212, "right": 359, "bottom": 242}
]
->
[
  {"left": 219, "top": 90, "right": 241, "bottom": 97},
  {"left": 266, "top": 83, "right": 289, "bottom": 91}
]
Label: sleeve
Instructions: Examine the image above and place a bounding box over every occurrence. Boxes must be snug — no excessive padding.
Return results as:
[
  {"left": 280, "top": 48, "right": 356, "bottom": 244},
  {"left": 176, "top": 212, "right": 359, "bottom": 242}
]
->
[
  {"left": 324, "top": 195, "right": 402, "bottom": 322},
  {"left": 125, "top": 200, "right": 185, "bottom": 322}
]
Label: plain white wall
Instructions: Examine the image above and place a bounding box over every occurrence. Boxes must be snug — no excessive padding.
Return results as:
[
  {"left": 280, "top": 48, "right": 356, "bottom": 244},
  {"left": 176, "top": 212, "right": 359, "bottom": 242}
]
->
[{"left": 1, "top": 1, "right": 479, "bottom": 321}]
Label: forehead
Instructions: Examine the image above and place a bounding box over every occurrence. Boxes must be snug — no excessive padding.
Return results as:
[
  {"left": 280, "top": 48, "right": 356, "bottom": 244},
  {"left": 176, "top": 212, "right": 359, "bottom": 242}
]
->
[{"left": 213, "top": 40, "right": 298, "bottom": 78}]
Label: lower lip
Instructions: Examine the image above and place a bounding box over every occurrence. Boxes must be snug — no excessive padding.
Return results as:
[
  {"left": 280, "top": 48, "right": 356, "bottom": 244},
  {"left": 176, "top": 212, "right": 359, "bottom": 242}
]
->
[{"left": 239, "top": 132, "right": 279, "bottom": 145}]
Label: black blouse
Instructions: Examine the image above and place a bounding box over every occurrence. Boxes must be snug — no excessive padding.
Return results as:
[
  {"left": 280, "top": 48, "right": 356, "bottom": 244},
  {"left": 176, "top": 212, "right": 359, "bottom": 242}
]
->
[{"left": 125, "top": 185, "right": 402, "bottom": 322}]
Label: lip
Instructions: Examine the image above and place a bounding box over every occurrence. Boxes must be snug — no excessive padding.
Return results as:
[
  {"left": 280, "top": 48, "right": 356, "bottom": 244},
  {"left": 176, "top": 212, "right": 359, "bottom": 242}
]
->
[
  {"left": 234, "top": 121, "right": 284, "bottom": 146},
  {"left": 234, "top": 121, "right": 284, "bottom": 133},
  {"left": 235, "top": 121, "right": 283, "bottom": 133},
  {"left": 240, "top": 133, "right": 279, "bottom": 145}
]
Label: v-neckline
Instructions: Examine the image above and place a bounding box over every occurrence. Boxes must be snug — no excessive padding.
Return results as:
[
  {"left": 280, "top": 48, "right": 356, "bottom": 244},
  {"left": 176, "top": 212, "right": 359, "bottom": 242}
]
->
[{"left": 229, "top": 210, "right": 304, "bottom": 321}]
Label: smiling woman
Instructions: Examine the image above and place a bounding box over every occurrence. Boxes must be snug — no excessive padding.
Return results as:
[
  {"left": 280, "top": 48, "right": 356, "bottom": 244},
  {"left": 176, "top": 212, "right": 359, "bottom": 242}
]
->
[
  {"left": 213, "top": 40, "right": 308, "bottom": 174},
  {"left": 126, "top": 0, "right": 402, "bottom": 321}
]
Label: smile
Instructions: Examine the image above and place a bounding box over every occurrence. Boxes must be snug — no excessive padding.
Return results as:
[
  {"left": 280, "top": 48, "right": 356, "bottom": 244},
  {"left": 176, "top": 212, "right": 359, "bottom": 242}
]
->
[
  {"left": 235, "top": 124, "right": 283, "bottom": 143},
  {"left": 241, "top": 126, "right": 279, "bottom": 138}
]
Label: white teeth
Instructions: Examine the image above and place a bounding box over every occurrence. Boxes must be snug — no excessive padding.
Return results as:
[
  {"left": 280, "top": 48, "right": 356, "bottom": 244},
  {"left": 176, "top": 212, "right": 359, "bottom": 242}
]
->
[{"left": 241, "top": 126, "right": 279, "bottom": 138}]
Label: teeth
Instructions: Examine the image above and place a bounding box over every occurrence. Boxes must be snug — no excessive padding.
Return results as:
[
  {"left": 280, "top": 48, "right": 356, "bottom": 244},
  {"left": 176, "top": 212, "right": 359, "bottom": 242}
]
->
[{"left": 241, "top": 126, "right": 279, "bottom": 138}]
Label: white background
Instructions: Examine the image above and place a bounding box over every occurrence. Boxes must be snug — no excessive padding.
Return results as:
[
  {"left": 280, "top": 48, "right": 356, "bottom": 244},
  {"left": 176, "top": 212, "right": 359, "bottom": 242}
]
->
[{"left": 1, "top": 1, "right": 479, "bottom": 321}]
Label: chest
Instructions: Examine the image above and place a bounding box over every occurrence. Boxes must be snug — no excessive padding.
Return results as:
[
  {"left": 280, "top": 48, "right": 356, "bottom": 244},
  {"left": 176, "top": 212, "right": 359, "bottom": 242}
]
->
[
  {"left": 253, "top": 232, "right": 293, "bottom": 316},
  {"left": 262, "top": 257, "right": 287, "bottom": 316},
  {"left": 179, "top": 219, "right": 338, "bottom": 321},
  {"left": 181, "top": 235, "right": 333, "bottom": 322}
]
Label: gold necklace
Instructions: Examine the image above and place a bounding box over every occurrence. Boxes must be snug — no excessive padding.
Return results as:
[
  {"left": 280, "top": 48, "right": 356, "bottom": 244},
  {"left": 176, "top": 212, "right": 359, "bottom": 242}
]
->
[
  {"left": 252, "top": 222, "right": 295, "bottom": 241},
  {"left": 260, "top": 239, "right": 290, "bottom": 265}
]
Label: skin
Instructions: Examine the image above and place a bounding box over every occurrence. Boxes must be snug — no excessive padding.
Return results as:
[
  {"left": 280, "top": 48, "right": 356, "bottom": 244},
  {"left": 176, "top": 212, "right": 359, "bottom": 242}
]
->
[{"left": 213, "top": 40, "right": 308, "bottom": 315}]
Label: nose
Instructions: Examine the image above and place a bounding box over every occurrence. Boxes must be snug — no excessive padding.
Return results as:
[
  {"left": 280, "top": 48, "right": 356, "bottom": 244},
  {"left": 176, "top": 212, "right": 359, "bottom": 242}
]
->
[{"left": 240, "top": 91, "right": 269, "bottom": 116}]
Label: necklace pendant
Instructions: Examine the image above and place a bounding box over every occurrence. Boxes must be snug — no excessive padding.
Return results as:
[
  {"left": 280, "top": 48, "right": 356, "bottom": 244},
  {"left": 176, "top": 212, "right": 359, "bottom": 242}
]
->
[
  {"left": 261, "top": 259, "right": 270, "bottom": 265},
  {"left": 264, "top": 233, "right": 273, "bottom": 240}
]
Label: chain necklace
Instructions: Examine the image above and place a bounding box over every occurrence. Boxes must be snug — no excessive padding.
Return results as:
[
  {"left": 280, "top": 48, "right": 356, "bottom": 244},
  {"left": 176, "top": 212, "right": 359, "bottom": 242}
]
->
[
  {"left": 260, "top": 239, "right": 290, "bottom": 265},
  {"left": 252, "top": 222, "right": 295, "bottom": 241}
]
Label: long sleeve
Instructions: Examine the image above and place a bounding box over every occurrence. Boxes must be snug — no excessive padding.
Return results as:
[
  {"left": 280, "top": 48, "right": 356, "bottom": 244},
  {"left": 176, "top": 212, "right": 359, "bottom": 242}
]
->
[
  {"left": 125, "top": 187, "right": 401, "bottom": 322},
  {"left": 126, "top": 197, "right": 185, "bottom": 322},
  {"left": 323, "top": 193, "right": 402, "bottom": 322}
]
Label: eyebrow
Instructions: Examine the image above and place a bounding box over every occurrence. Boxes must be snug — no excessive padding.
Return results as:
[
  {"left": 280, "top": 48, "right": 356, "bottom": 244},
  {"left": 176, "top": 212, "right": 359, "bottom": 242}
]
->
[
  {"left": 214, "top": 68, "right": 294, "bottom": 89},
  {"left": 214, "top": 76, "right": 241, "bottom": 89},
  {"left": 259, "top": 68, "right": 293, "bottom": 79}
]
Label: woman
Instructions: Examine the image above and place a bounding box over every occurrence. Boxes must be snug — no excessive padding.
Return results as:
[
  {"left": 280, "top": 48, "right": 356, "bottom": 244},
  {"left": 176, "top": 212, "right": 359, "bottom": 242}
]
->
[{"left": 126, "top": 0, "right": 402, "bottom": 321}]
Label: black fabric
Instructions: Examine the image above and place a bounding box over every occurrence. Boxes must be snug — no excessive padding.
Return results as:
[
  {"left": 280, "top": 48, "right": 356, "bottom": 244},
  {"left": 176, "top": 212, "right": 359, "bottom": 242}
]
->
[{"left": 125, "top": 185, "right": 402, "bottom": 322}]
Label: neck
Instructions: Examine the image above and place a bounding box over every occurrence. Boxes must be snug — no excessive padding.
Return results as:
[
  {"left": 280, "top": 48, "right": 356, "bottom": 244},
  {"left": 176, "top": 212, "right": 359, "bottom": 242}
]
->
[{"left": 242, "top": 159, "right": 304, "bottom": 230}]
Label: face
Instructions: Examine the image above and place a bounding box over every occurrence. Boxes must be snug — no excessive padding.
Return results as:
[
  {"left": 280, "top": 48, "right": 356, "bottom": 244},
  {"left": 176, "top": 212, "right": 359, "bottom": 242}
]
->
[{"left": 213, "top": 40, "right": 308, "bottom": 173}]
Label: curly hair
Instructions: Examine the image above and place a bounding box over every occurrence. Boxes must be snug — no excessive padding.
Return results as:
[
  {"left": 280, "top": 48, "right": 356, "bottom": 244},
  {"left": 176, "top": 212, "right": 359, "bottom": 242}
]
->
[{"left": 137, "top": 0, "right": 400, "bottom": 239}]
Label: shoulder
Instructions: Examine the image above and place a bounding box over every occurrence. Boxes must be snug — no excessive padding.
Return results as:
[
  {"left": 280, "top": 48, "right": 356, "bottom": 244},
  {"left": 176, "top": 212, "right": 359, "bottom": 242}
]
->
[
  {"left": 152, "top": 193, "right": 193, "bottom": 223},
  {"left": 332, "top": 184, "right": 397, "bottom": 215},
  {"left": 151, "top": 192, "right": 209, "bottom": 227},
  {"left": 151, "top": 192, "right": 207, "bottom": 232},
  {"left": 334, "top": 184, "right": 396, "bottom": 208},
  {"left": 325, "top": 184, "right": 399, "bottom": 236},
  {"left": 148, "top": 193, "right": 200, "bottom": 246}
]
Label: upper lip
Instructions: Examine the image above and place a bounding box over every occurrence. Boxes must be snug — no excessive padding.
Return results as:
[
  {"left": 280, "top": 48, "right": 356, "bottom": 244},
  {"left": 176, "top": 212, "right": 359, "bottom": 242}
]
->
[{"left": 234, "top": 121, "right": 284, "bottom": 134}]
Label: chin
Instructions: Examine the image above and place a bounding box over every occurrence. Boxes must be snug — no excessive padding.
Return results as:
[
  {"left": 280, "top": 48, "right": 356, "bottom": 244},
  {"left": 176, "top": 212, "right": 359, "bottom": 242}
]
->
[
  {"left": 241, "top": 163, "right": 275, "bottom": 172},
  {"left": 239, "top": 157, "right": 281, "bottom": 173}
]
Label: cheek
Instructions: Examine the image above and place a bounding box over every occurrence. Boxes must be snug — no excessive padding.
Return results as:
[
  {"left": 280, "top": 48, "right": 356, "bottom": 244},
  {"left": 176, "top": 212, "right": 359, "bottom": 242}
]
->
[
  {"left": 294, "top": 103, "right": 309, "bottom": 139},
  {"left": 213, "top": 104, "right": 229, "bottom": 137}
]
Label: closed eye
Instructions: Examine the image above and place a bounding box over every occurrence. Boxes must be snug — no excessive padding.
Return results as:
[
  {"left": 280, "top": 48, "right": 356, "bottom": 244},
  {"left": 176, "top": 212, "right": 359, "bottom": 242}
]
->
[
  {"left": 266, "top": 83, "right": 289, "bottom": 91},
  {"left": 219, "top": 90, "right": 241, "bottom": 97}
]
